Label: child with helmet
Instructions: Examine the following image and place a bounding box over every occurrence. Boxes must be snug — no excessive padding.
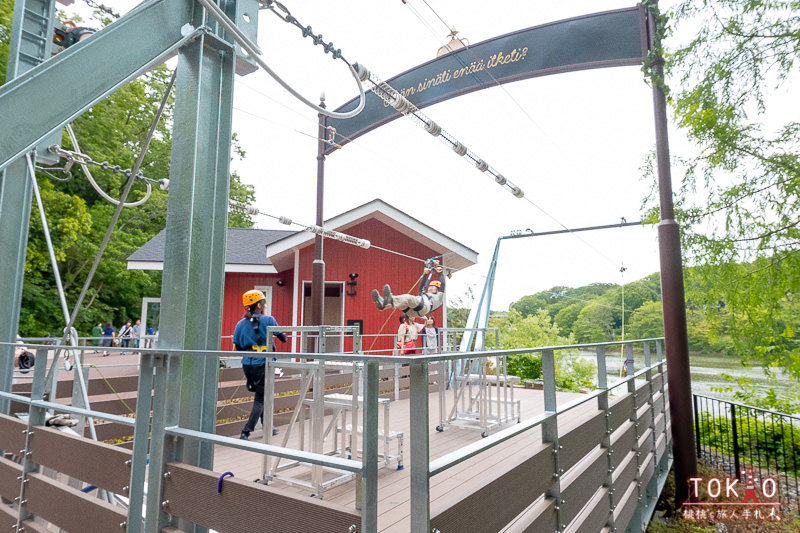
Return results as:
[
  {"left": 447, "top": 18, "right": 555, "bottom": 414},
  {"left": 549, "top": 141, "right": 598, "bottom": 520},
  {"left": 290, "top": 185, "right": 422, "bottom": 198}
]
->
[{"left": 233, "top": 289, "right": 288, "bottom": 441}]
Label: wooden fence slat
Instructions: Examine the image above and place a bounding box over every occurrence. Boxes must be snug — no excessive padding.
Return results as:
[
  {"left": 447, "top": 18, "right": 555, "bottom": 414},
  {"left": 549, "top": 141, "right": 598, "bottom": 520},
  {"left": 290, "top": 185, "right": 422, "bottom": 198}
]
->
[
  {"left": 611, "top": 452, "right": 638, "bottom": 507},
  {"left": 0, "top": 413, "right": 28, "bottom": 455},
  {"left": 570, "top": 486, "right": 610, "bottom": 533},
  {"left": 612, "top": 481, "right": 639, "bottom": 531},
  {"left": 561, "top": 447, "right": 608, "bottom": 525},
  {"left": 161, "top": 462, "right": 360, "bottom": 533},
  {"left": 524, "top": 496, "right": 558, "bottom": 533},
  {"left": 638, "top": 428, "right": 654, "bottom": 460},
  {"left": 608, "top": 394, "right": 634, "bottom": 432},
  {"left": 0, "top": 504, "right": 50, "bottom": 533},
  {"left": 638, "top": 453, "right": 655, "bottom": 493},
  {"left": 430, "top": 442, "right": 555, "bottom": 532},
  {"left": 0, "top": 455, "right": 24, "bottom": 502},
  {"left": 28, "top": 425, "right": 132, "bottom": 493},
  {"left": 610, "top": 422, "right": 637, "bottom": 470},
  {"left": 24, "top": 472, "right": 128, "bottom": 532},
  {"left": 559, "top": 410, "right": 605, "bottom": 472}
]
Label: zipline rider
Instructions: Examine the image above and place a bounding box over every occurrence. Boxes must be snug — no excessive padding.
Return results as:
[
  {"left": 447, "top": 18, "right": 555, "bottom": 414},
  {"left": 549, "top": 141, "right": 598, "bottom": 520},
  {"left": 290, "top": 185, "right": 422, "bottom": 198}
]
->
[
  {"left": 372, "top": 264, "right": 445, "bottom": 319},
  {"left": 233, "top": 289, "right": 288, "bottom": 441}
]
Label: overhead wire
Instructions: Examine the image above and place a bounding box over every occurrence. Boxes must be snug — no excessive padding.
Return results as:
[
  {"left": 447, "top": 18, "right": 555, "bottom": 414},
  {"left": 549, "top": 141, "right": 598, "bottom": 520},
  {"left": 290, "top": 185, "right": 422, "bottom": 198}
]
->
[
  {"left": 233, "top": 83, "right": 643, "bottom": 290},
  {"left": 229, "top": 202, "right": 473, "bottom": 276},
  {"left": 400, "top": 0, "right": 656, "bottom": 279},
  {"left": 230, "top": 3, "right": 656, "bottom": 297}
]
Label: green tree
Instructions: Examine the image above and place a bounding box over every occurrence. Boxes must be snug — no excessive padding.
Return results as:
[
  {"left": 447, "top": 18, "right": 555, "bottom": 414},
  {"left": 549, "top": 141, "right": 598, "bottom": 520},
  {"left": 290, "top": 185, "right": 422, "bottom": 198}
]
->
[
  {"left": 510, "top": 294, "right": 548, "bottom": 318},
  {"left": 554, "top": 302, "right": 583, "bottom": 336},
  {"left": 627, "top": 301, "right": 665, "bottom": 340},
  {"left": 573, "top": 303, "right": 614, "bottom": 343},
  {"left": 648, "top": 0, "right": 800, "bottom": 376},
  {"left": 0, "top": 0, "right": 11, "bottom": 85},
  {"left": 495, "top": 309, "right": 575, "bottom": 382}
]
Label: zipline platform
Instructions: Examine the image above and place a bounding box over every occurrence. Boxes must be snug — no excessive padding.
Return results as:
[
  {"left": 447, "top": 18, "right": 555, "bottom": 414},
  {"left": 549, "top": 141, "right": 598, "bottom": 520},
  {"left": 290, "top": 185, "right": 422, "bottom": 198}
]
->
[{"left": 213, "top": 386, "right": 590, "bottom": 532}]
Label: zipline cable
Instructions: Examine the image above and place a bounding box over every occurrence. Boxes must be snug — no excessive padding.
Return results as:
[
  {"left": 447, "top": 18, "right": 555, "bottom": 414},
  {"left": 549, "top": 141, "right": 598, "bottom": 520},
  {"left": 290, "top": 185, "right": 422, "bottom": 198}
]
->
[
  {"left": 228, "top": 4, "right": 647, "bottom": 285},
  {"left": 196, "top": 0, "right": 366, "bottom": 120},
  {"left": 348, "top": 63, "right": 524, "bottom": 200},
  {"left": 230, "top": 202, "right": 474, "bottom": 274}
]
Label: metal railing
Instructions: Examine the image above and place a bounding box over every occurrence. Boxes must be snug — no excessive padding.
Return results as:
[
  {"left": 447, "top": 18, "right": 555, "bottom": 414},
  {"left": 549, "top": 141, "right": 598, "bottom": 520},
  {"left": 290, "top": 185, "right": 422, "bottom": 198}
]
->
[
  {"left": 693, "top": 394, "right": 800, "bottom": 511},
  {"left": 1, "top": 337, "right": 670, "bottom": 532}
]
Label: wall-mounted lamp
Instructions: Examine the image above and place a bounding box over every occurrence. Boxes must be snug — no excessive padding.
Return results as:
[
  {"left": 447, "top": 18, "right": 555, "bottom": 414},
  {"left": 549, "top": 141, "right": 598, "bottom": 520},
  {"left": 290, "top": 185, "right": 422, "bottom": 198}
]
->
[
  {"left": 346, "top": 272, "right": 358, "bottom": 296},
  {"left": 276, "top": 279, "right": 285, "bottom": 287}
]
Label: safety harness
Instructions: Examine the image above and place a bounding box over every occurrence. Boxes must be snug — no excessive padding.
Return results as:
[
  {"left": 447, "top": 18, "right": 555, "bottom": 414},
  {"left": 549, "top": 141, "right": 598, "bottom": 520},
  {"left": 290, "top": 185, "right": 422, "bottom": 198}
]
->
[{"left": 250, "top": 313, "right": 263, "bottom": 348}]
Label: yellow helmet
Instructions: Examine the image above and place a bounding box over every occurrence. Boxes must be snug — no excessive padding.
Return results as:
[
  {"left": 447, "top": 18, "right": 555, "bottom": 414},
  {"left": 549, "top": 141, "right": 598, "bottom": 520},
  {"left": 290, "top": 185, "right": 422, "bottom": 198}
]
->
[
  {"left": 242, "top": 289, "right": 266, "bottom": 307},
  {"left": 429, "top": 281, "right": 441, "bottom": 288}
]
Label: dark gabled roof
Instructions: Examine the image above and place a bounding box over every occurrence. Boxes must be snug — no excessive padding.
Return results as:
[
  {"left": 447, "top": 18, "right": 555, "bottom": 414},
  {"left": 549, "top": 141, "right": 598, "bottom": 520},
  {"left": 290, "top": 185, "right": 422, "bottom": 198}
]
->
[
  {"left": 127, "top": 227, "right": 296, "bottom": 270},
  {"left": 266, "top": 199, "right": 478, "bottom": 273}
]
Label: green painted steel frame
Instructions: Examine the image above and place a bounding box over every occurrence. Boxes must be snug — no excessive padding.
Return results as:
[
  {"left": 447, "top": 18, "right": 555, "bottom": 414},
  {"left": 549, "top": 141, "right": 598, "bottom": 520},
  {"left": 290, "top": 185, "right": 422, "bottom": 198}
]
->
[
  {"left": 0, "top": 0, "right": 200, "bottom": 172},
  {"left": 0, "top": 0, "right": 60, "bottom": 413},
  {"left": 1, "top": 1, "right": 252, "bottom": 530}
]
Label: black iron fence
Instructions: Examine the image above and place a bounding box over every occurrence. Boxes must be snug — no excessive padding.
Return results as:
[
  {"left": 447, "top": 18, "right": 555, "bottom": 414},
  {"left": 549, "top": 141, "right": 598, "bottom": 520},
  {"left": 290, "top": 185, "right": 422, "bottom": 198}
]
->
[{"left": 693, "top": 394, "right": 800, "bottom": 511}]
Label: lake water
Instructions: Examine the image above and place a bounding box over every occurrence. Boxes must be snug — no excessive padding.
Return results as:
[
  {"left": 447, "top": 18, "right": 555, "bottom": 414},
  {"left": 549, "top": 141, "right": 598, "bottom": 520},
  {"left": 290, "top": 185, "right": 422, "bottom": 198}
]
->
[{"left": 573, "top": 351, "right": 799, "bottom": 413}]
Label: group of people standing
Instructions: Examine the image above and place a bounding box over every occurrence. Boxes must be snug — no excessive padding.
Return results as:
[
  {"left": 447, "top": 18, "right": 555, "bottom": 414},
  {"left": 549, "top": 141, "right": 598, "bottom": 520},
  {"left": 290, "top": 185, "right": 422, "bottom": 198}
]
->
[
  {"left": 396, "top": 314, "right": 441, "bottom": 355},
  {"left": 90, "top": 319, "right": 142, "bottom": 356}
]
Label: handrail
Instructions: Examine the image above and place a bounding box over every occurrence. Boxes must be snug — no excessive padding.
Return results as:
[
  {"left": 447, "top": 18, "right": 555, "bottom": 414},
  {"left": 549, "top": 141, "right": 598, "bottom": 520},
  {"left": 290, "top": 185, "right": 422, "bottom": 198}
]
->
[
  {"left": 430, "top": 352, "right": 666, "bottom": 476},
  {"left": 0, "top": 390, "right": 136, "bottom": 427},
  {"left": 165, "top": 426, "right": 362, "bottom": 473}
]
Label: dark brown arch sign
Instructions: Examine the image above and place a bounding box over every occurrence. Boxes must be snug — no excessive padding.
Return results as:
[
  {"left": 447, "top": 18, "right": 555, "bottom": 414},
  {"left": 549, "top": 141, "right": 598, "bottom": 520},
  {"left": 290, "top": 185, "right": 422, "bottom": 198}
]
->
[{"left": 325, "top": 6, "right": 647, "bottom": 155}]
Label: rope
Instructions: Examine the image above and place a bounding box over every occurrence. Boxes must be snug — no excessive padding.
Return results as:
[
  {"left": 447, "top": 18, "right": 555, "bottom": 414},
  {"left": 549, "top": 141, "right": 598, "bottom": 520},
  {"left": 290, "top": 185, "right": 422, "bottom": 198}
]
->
[
  {"left": 217, "top": 472, "right": 234, "bottom": 493},
  {"left": 87, "top": 364, "right": 136, "bottom": 415},
  {"left": 366, "top": 274, "right": 424, "bottom": 353}
]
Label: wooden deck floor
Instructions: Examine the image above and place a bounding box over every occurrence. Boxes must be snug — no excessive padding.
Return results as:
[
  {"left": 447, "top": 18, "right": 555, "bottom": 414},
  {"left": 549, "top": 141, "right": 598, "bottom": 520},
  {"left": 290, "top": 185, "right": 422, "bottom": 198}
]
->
[{"left": 213, "top": 387, "right": 602, "bottom": 532}]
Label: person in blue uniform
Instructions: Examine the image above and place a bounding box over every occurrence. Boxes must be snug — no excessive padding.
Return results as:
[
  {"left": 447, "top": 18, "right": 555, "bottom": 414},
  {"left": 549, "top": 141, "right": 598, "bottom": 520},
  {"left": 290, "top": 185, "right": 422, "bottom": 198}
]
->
[{"left": 233, "top": 289, "right": 288, "bottom": 441}]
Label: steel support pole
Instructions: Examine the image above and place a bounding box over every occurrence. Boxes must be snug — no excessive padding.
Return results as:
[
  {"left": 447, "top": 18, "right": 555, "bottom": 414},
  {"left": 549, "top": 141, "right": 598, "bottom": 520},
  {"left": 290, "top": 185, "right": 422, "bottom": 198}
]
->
[
  {"left": 0, "top": 0, "right": 58, "bottom": 407},
  {"left": 361, "top": 361, "right": 379, "bottom": 532},
  {"left": 162, "top": 34, "right": 233, "bottom": 437},
  {"left": 153, "top": 6, "right": 237, "bottom": 529},
  {"left": 647, "top": 2, "right": 696, "bottom": 505},
  {"left": 0, "top": 159, "right": 33, "bottom": 410},
  {"left": 312, "top": 99, "right": 326, "bottom": 335},
  {"left": 409, "top": 360, "right": 430, "bottom": 532}
]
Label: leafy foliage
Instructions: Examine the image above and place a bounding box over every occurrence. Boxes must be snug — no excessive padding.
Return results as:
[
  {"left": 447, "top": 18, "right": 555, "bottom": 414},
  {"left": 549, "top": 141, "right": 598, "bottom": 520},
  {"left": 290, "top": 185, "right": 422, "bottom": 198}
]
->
[
  {"left": 0, "top": 0, "right": 11, "bottom": 85},
  {"left": 696, "top": 409, "right": 800, "bottom": 476},
  {"left": 491, "top": 309, "right": 593, "bottom": 391},
  {"left": 646, "top": 0, "right": 800, "bottom": 377}
]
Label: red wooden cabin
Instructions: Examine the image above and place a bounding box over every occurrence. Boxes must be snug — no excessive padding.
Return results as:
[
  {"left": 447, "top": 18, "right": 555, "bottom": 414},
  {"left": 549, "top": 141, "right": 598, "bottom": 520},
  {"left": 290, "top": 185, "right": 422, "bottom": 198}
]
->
[{"left": 127, "top": 199, "right": 477, "bottom": 354}]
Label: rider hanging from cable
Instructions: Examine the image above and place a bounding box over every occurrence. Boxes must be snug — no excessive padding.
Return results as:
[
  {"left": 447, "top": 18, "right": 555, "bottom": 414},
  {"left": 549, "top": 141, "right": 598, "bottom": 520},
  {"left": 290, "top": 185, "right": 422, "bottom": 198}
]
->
[{"left": 371, "top": 259, "right": 445, "bottom": 318}]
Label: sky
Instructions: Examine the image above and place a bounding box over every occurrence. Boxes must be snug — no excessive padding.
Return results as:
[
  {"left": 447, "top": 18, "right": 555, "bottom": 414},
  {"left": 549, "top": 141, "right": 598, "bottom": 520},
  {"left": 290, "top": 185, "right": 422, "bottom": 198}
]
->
[{"left": 69, "top": 0, "right": 681, "bottom": 311}]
